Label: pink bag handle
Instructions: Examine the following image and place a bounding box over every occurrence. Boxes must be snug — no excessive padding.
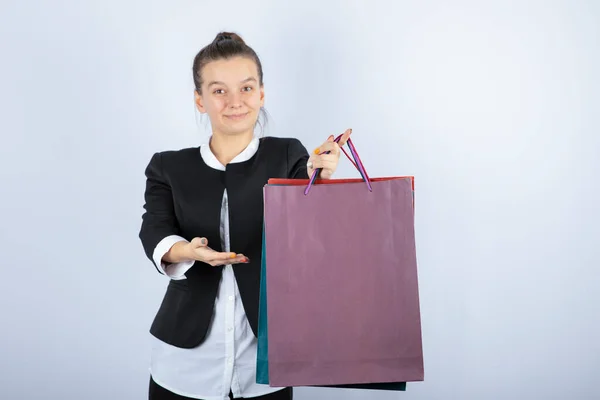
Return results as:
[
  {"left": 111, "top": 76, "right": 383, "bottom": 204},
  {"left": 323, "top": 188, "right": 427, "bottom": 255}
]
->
[{"left": 304, "top": 133, "right": 373, "bottom": 195}]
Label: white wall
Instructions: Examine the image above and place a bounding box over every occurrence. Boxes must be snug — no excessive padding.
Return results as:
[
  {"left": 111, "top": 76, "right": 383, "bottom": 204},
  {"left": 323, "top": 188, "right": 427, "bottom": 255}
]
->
[{"left": 1, "top": 0, "right": 599, "bottom": 399}]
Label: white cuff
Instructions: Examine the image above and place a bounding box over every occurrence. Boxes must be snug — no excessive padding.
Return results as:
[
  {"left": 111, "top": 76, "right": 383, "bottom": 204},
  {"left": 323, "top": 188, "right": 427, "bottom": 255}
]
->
[{"left": 153, "top": 235, "right": 195, "bottom": 280}]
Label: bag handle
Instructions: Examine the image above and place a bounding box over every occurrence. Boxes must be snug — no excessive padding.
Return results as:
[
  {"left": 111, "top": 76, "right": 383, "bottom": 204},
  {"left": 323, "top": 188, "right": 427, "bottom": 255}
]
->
[{"left": 304, "top": 133, "right": 373, "bottom": 195}]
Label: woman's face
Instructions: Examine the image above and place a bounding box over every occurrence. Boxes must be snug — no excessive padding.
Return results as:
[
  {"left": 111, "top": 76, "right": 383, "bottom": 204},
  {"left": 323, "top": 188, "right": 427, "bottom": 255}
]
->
[{"left": 195, "top": 56, "right": 264, "bottom": 137}]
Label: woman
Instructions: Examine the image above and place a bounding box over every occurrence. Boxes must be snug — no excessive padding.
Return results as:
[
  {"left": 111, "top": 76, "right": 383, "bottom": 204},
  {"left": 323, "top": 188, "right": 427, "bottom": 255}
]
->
[{"left": 139, "top": 31, "right": 351, "bottom": 400}]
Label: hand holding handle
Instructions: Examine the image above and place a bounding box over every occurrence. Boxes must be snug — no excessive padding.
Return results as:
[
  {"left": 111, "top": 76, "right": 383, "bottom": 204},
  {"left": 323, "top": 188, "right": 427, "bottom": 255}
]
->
[{"left": 304, "top": 132, "right": 372, "bottom": 195}]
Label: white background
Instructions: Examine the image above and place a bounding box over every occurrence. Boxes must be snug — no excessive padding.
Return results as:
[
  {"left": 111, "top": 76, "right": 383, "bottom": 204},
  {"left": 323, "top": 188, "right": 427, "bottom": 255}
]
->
[{"left": 1, "top": 0, "right": 599, "bottom": 399}]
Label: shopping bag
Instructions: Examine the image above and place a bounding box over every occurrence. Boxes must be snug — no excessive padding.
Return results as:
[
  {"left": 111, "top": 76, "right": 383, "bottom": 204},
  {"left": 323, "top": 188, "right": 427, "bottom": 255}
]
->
[
  {"left": 256, "top": 221, "right": 407, "bottom": 391},
  {"left": 256, "top": 225, "right": 270, "bottom": 385},
  {"left": 259, "top": 135, "right": 424, "bottom": 388}
]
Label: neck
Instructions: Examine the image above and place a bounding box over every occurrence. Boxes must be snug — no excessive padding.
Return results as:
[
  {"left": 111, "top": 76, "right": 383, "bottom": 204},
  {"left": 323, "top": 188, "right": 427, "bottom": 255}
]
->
[{"left": 209, "top": 131, "right": 254, "bottom": 166}]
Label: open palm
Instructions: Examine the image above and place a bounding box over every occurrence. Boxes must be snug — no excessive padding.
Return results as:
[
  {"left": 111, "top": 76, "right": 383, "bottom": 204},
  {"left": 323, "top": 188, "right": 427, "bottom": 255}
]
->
[{"left": 188, "top": 237, "right": 248, "bottom": 266}]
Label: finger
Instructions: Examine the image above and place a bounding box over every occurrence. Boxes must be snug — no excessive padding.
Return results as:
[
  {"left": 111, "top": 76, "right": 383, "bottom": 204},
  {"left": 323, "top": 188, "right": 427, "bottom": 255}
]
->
[
  {"left": 316, "top": 142, "right": 340, "bottom": 155},
  {"left": 319, "top": 155, "right": 339, "bottom": 167},
  {"left": 310, "top": 157, "right": 325, "bottom": 169},
  {"left": 211, "top": 251, "right": 238, "bottom": 261},
  {"left": 208, "top": 254, "right": 250, "bottom": 266},
  {"left": 319, "top": 170, "right": 333, "bottom": 179},
  {"left": 190, "top": 237, "right": 208, "bottom": 248},
  {"left": 198, "top": 248, "right": 236, "bottom": 262},
  {"left": 338, "top": 128, "right": 352, "bottom": 147},
  {"left": 312, "top": 135, "right": 335, "bottom": 155},
  {"left": 310, "top": 152, "right": 341, "bottom": 173},
  {"left": 205, "top": 253, "right": 236, "bottom": 266},
  {"left": 232, "top": 254, "right": 250, "bottom": 264},
  {"left": 318, "top": 164, "right": 337, "bottom": 177},
  {"left": 221, "top": 253, "right": 249, "bottom": 263},
  {"left": 312, "top": 154, "right": 338, "bottom": 168}
]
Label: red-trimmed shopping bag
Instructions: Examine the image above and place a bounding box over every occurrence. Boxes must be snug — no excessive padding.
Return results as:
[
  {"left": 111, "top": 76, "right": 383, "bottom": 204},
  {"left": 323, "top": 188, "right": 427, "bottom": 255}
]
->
[{"left": 259, "top": 136, "right": 423, "bottom": 388}]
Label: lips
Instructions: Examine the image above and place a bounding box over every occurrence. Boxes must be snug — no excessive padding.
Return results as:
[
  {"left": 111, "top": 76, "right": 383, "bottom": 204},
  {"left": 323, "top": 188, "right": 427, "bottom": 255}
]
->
[{"left": 225, "top": 112, "right": 249, "bottom": 120}]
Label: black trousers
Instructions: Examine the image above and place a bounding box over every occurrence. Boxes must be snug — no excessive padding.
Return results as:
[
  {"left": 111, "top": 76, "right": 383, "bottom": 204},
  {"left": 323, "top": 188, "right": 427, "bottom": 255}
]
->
[{"left": 149, "top": 376, "right": 293, "bottom": 400}]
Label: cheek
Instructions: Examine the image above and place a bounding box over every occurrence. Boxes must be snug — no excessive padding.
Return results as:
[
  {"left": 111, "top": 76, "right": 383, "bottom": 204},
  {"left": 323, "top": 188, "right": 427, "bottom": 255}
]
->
[
  {"left": 206, "top": 98, "right": 227, "bottom": 114},
  {"left": 247, "top": 92, "right": 262, "bottom": 108}
]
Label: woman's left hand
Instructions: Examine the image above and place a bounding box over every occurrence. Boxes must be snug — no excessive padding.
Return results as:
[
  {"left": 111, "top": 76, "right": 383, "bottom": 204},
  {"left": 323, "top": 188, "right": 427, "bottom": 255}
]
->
[{"left": 307, "top": 128, "right": 352, "bottom": 179}]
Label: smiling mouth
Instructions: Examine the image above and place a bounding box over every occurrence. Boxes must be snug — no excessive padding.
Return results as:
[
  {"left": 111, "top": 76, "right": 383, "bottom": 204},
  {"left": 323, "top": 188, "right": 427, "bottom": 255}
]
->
[{"left": 225, "top": 112, "right": 249, "bottom": 120}]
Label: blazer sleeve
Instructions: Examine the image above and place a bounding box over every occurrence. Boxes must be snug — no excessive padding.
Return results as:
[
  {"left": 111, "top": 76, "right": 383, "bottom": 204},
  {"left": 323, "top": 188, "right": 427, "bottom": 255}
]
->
[
  {"left": 287, "top": 138, "right": 310, "bottom": 179},
  {"left": 139, "top": 152, "right": 188, "bottom": 275}
]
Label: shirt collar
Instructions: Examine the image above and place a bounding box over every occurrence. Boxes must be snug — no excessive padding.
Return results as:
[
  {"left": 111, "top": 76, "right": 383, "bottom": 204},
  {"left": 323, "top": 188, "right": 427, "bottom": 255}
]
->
[{"left": 200, "top": 135, "right": 260, "bottom": 171}]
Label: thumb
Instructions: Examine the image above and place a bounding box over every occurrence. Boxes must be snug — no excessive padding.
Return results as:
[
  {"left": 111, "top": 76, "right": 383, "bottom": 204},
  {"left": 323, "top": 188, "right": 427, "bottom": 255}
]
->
[
  {"left": 190, "top": 237, "right": 208, "bottom": 248},
  {"left": 327, "top": 134, "right": 334, "bottom": 142}
]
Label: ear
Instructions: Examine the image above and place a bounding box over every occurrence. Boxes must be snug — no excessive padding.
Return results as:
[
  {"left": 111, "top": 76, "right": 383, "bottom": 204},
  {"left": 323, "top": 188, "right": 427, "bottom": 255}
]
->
[
  {"left": 259, "top": 85, "right": 265, "bottom": 108},
  {"left": 194, "top": 90, "right": 206, "bottom": 113}
]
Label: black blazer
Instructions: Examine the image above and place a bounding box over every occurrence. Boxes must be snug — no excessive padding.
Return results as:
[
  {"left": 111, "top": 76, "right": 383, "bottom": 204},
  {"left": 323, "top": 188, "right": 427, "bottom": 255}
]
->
[{"left": 139, "top": 136, "right": 310, "bottom": 349}]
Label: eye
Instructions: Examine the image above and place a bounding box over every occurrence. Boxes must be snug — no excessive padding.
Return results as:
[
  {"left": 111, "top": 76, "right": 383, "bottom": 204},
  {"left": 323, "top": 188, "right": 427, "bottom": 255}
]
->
[
  {"left": 213, "top": 88, "right": 225, "bottom": 94},
  {"left": 242, "top": 86, "right": 253, "bottom": 92}
]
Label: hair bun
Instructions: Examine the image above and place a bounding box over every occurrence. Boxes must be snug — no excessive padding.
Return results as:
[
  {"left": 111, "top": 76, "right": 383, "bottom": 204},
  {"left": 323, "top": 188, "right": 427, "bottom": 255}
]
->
[{"left": 214, "top": 31, "right": 246, "bottom": 45}]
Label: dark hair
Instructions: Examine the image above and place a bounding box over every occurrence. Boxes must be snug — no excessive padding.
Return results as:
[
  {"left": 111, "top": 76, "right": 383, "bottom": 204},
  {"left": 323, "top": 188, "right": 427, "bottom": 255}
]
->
[
  {"left": 192, "top": 31, "right": 268, "bottom": 133},
  {"left": 192, "top": 31, "right": 264, "bottom": 94}
]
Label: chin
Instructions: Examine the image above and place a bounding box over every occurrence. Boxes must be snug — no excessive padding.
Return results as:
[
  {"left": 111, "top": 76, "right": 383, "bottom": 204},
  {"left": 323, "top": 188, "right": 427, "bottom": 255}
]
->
[{"left": 214, "top": 124, "right": 252, "bottom": 136}]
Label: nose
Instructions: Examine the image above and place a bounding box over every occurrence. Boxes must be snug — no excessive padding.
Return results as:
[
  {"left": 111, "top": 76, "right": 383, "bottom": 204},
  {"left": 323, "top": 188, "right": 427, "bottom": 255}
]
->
[{"left": 228, "top": 91, "right": 242, "bottom": 109}]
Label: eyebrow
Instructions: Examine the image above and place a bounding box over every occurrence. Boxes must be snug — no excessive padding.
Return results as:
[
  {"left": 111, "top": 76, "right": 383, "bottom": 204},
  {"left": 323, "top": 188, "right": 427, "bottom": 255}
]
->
[{"left": 207, "top": 77, "right": 257, "bottom": 87}]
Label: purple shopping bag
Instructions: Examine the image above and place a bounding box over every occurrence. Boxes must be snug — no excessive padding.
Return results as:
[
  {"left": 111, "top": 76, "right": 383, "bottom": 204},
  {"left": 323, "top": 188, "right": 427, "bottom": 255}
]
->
[{"left": 263, "top": 139, "right": 423, "bottom": 388}]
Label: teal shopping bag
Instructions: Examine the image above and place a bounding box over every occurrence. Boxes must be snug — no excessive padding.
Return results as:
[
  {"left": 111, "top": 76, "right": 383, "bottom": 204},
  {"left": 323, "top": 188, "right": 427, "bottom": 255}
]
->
[
  {"left": 255, "top": 225, "right": 407, "bottom": 391},
  {"left": 256, "top": 226, "right": 270, "bottom": 385}
]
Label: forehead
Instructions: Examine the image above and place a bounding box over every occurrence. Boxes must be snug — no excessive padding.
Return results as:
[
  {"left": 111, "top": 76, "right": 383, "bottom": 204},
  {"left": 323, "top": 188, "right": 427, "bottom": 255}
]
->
[{"left": 202, "top": 56, "right": 259, "bottom": 85}]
